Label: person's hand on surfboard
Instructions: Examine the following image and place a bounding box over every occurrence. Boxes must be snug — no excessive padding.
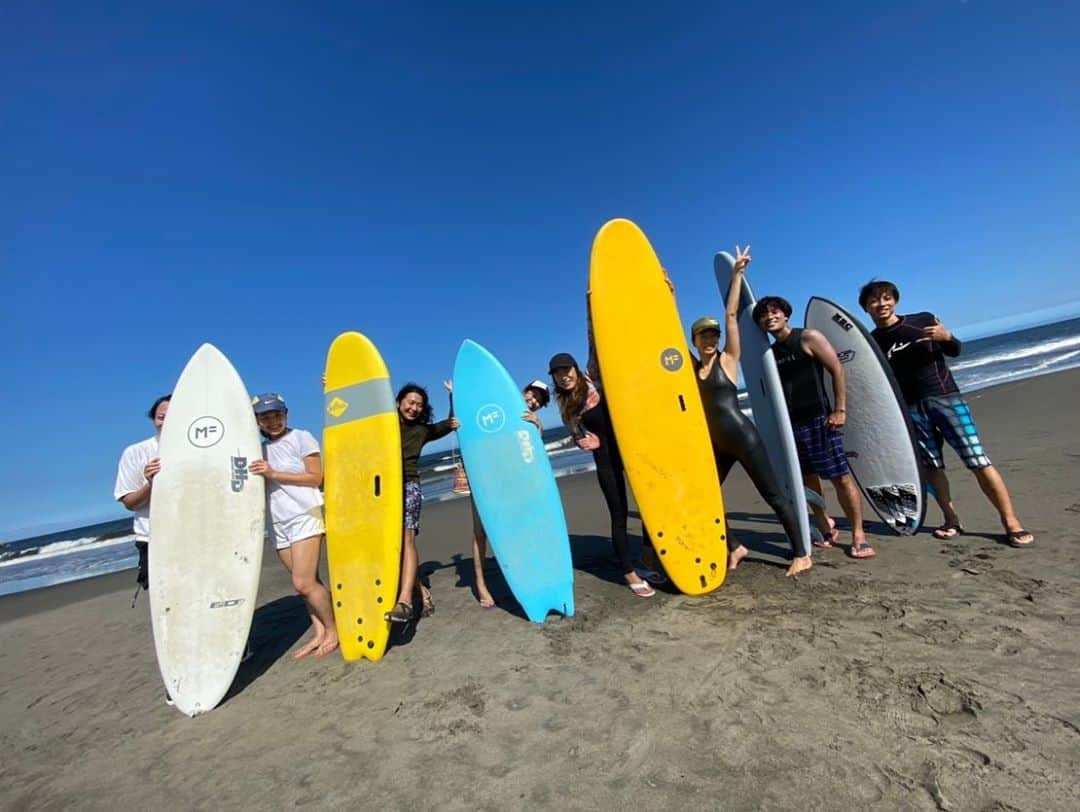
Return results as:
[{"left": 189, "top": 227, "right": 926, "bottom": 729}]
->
[
  {"left": 522, "top": 411, "right": 541, "bottom": 428},
  {"left": 443, "top": 379, "right": 454, "bottom": 393},
  {"left": 731, "top": 244, "right": 752, "bottom": 275},
  {"left": 660, "top": 268, "right": 675, "bottom": 294},
  {"left": 449, "top": 416, "right": 461, "bottom": 430},
  {"left": 826, "top": 409, "right": 847, "bottom": 430},
  {"left": 143, "top": 458, "right": 162, "bottom": 481},
  {"left": 248, "top": 459, "right": 276, "bottom": 480}
]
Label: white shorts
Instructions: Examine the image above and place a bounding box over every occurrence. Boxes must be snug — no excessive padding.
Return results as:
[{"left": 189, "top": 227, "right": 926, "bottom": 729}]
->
[{"left": 267, "top": 507, "right": 325, "bottom": 550}]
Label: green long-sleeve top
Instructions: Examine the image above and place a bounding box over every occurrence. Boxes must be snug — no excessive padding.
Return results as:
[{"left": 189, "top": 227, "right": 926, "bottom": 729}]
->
[{"left": 400, "top": 418, "right": 456, "bottom": 482}]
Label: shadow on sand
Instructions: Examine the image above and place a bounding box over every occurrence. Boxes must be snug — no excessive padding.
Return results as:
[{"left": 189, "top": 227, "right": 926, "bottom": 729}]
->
[{"left": 222, "top": 594, "right": 310, "bottom": 705}]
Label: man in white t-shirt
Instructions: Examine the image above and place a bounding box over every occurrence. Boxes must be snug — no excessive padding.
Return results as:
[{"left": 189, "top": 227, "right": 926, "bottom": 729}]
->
[
  {"left": 113, "top": 395, "right": 170, "bottom": 589},
  {"left": 248, "top": 392, "right": 338, "bottom": 660}
]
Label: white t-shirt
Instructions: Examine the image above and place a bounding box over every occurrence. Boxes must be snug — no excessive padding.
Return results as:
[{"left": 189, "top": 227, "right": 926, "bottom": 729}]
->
[
  {"left": 114, "top": 435, "right": 159, "bottom": 542},
  {"left": 263, "top": 429, "right": 324, "bottom": 523}
]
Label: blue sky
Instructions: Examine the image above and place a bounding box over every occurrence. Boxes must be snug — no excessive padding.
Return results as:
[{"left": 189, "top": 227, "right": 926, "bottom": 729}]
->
[{"left": 3, "top": 2, "right": 1078, "bottom": 538}]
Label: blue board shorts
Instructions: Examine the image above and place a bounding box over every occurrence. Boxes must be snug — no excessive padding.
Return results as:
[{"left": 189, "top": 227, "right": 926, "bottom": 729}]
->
[
  {"left": 909, "top": 394, "right": 991, "bottom": 470},
  {"left": 404, "top": 480, "right": 423, "bottom": 532},
  {"left": 793, "top": 414, "right": 850, "bottom": 480}
]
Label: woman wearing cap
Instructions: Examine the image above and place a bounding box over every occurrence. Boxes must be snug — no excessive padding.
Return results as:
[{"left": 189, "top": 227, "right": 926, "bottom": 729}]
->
[
  {"left": 386, "top": 383, "right": 461, "bottom": 624},
  {"left": 690, "top": 246, "right": 811, "bottom": 577},
  {"left": 455, "top": 378, "right": 551, "bottom": 608},
  {"left": 550, "top": 352, "right": 658, "bottom": 598},
  {"left": 248, "top": 393, "right": 339, "bottom": 658}
]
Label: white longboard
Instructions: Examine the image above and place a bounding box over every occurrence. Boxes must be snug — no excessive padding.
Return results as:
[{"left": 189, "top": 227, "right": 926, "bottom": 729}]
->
[
  {"left": 149, "top": 344, "right": 265, "bottom": 716},
  {"left": 804, "top": 298, "right": 926, "bottom": 534},
  {"left": 717, "top": 253, "right": 814, "bottom": 556}
]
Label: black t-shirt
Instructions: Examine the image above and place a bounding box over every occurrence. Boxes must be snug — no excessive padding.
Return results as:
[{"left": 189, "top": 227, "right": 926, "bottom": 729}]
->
[
  {"left": 771, "top": 328, "right": 831, "bottom": 426},
  {"left": 870, "top": 312, "right": 962, "bottom": 403}
]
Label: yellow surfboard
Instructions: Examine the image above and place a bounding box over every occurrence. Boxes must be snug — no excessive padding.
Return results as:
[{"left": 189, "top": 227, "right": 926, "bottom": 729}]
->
[
  {"left": 323, "top": 332, "right": 402, "bottom": 661},
  {"left": 589, "top": 219, "right": 727, "bottom": 595}
]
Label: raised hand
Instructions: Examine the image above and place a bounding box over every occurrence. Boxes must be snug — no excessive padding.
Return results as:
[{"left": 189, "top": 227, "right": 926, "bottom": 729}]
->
[{"left": 732, "top": 244, "right": 752, "bottom": 274}]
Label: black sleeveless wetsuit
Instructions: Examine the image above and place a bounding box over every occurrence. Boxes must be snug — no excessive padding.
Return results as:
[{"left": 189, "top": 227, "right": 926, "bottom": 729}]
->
[
  {"left": 695, "top": 357, "right": 807, "bottom": 557},
  {"left": 771, "top": 328, "right": 831, "bottom": 426}
]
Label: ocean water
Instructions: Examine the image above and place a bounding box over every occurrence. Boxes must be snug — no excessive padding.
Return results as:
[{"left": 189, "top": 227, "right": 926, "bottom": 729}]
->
[{"left": 3, "top": 316, "right": 1078, "bottom": 598}]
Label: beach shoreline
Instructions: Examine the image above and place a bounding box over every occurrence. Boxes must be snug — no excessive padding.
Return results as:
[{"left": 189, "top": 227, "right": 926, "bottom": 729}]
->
[{"left": 2, "top": 369, "right": 1078, "bottom": 809}]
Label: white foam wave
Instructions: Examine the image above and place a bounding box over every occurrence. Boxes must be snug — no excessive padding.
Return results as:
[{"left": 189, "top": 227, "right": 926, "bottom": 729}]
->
[
  {"left": 950, "top": 335, "right": 1080, "bottom": 372},
  {"left": 957, "top": 351, "right": 1080, "bottom": 393},
  {"left": 0, "top": 535, "right": 136, "bottom": 569}
]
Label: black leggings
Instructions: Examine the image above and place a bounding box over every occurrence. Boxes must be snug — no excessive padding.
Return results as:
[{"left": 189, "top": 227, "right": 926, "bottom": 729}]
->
[
  {"left": 593, "top": 445, "right": 651, "bottom": 575},
  {"left": 715, "top": 434, "right": 807, "bottom": 557}
]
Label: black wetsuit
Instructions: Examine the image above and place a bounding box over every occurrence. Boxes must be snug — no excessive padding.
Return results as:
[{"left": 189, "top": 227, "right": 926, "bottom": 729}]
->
[
  {"left": 695, "top": 358, "right": 808, "bottom": 557},
  {"left": 578, "top": 393, "right": 644, "bottom": 575},
  {"left": 869, "top": 312, "right": 962, "bottom": 403},
  {"left": 771, "top": 328, "right": 831, "bottom": 425}
]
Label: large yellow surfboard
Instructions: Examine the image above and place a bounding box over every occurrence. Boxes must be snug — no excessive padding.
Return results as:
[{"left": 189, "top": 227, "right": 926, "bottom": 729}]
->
[
  {"left": 323, "top": 332, "right": 402, "bottom": 661},
  {"left": 589, "top": 219, "right": 727, "bottom": 594}
]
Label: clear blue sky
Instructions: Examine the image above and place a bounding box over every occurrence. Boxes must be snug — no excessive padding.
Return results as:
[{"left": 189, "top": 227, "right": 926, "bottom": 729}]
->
[{"left": 4, "top": 2, "right": 1078, "bottom": 538}]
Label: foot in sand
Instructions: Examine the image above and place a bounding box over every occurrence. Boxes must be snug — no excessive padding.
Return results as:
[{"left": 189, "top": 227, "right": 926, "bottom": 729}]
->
[
  {"left": 314, "top": 634, "right": 339, "bottom": 658},
  {"left": 476, "top": 588, "right": 496, "bottom": 608},
  {"left": 849, "top": 540, "right": 876, "bottom": 559},
  {"left": 625, "top": 573, "right": 655, "bottom": 598},
  {"left": 728, "top": 544, "right": 749, "bottom": 572},
  {"left": 291, "top": 634, "right": 323, "bottom": 660},
  {"left": 1005, "top": 527, "right": 1035, "bottom": 547},
  {"left": 786, "top": 555, "right": 812, "bottom": 577}
]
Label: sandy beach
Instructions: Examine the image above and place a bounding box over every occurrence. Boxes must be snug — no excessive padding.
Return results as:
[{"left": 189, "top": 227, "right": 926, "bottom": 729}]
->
[{"left": 2, "top": 370, "right": 1078, "bottom": 810}]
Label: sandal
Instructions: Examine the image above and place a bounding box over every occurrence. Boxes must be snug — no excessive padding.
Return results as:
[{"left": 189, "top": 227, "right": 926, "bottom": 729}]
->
[
  {"left": 629, "top": 580, "right": 656, "bottom": 598},
  {"left": 932, "top": 523, "right": 964, "bottom": 540},
  {"left": 420, "top": 592, "right": 435, "bottom": 618},
  {"left": 1005, "top": 529, "right": 1035, "bottom": 548},
  {"left": 385, "top": 601, "right": 414, "bottom": 623},
  {"left": 849, "top": 542, "right": 877, "bottom": 560},
  {"left": 813, "top": 527, "right": 839, "bottom": 549},
  {"left": 634, "top": 566, "right": 668, "bottom": 585}
]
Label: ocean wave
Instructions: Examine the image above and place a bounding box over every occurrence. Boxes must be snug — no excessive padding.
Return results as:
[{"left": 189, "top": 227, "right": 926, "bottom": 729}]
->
[
  {"left": 950, "top": 335, "right": 1080, "bottom": 372},
  {"left": 957, "top": 350, "right": 1080, "bottom": 393},
  {"left": 0, "top": 534, "right": 136, "bottom": 568}
]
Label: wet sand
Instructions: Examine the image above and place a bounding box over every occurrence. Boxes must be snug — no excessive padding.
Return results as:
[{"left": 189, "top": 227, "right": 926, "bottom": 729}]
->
[{"left": 2, "top": 370, "right": 1078, "bottom": 810}]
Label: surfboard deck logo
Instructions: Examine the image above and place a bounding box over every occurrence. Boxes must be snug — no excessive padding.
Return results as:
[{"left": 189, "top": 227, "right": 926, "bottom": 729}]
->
[
  {"left": 476, "top": 404, "right": 506, "bottom": 432},
  {"left": 187, "top": 416, "right": 225, "bottom": 448},
  {"left": 659, "top": 348, "right": 684, "bottom": 371}
]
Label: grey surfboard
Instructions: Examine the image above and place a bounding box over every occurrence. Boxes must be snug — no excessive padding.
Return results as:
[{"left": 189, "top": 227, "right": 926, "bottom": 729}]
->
[
  {"left": 716, "top": 253, "right": 813, "bottom": 556},
  {"left": 804, "top": 296, "right": 927, "bottom": 534}
]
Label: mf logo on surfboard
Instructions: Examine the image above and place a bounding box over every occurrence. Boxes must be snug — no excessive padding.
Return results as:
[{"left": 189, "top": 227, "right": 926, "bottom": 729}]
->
[
  {"left": 188, "top": 416, "right": 225, "bottom": 448},
  {"left": 476, "top": 404, "right": 506, "bottom": 433},
  {"left": 837, "top": 349, "right": 856, "bottom": 363},
  {"left": 831, "top": 313, "right": 854, "bottom": 331},
  {"left": 659, "top": 348, "right": 684, "bottom": 372},
  {"left": 230, "top": 456, "right": 249, "bottom": 492}
]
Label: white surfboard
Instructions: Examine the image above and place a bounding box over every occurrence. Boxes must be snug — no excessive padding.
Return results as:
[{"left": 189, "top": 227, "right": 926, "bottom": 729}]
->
[
  {"left": 804, "top": 297, "right": 927, "bottom": 534},
  {"left": 716, "top": 253, "right": 813, "bottom": 556},
  {"left": 149, "top": 344, "right": 265, "bottom": 716}
]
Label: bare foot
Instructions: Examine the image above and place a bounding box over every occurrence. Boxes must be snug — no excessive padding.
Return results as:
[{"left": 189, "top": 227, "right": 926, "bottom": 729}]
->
[
  {"left": 786, "top": 555, "right": 812, "bottom": 577},
  {"left": 291, "top": 635, "right": 321, "bottom": 661},
  {"left": 314, "top": 635, "right": 339, "bottom": 658},
  {"left": 476, "top": 588, "right": 496, "bottom": 608},
  {"left": 728, "top": 544, "right": 749, "bottom": 571}
]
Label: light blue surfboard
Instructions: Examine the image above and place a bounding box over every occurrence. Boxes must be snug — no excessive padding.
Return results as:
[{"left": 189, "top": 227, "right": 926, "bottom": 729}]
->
[
  {"left": 453, "top": 340, "right": 575, "bottom": 622},
  {"left": 717, "top": 253, "right": 814, "bottom": 557}
]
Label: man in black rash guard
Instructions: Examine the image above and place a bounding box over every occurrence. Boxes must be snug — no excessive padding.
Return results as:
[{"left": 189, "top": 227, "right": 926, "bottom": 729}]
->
[
  {"left": 753, "top": 296, "right": 875, "bottom": 559},
  {"left": 859, "top": 280, "right": 1034, "bottom": 547}
]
